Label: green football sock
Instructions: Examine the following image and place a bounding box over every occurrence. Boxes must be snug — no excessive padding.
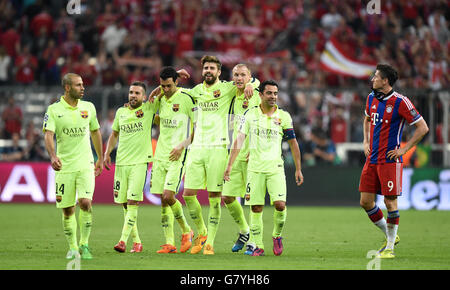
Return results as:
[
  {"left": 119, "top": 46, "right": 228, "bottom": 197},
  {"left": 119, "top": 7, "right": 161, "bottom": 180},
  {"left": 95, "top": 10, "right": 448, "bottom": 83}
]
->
[
  {"left": 250, "top": 211, "right": 264, "bottom": 249},
  {"left": 161, "top": 205, "right": 175, "bottom": 245},
  {"left": 122, "top": 207, "right": 141, "bottom": 243},
  {"left": 120, "top": 205, "right": 138, "bottom": 244},
  {"left": 272, "top": 207, "right": 287, "bottom": 238},
  {"left": 170, "top": 199, "right": 191, "bottom": 234},
  {"left": 62, "top": 213, "right": 78, "bottom": 251},
  {"left": 78, "top": 209, "right": 92, "bottom": 246},
  {"left": 206, "top": 197, "right": 222, "bottom": 246},
  {"left": 183, "top": 195, "right": 207, "bottom": 236},
  {"left": 225, "top": 199, "right": 249, "bottom": 234}
]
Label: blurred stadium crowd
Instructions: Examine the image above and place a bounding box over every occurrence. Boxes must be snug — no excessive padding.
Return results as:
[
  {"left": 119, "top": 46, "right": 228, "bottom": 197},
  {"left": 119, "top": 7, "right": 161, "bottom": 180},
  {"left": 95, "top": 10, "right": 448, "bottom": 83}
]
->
[{"left": 0, "top": 0, "right": 448, "bottom": 166}]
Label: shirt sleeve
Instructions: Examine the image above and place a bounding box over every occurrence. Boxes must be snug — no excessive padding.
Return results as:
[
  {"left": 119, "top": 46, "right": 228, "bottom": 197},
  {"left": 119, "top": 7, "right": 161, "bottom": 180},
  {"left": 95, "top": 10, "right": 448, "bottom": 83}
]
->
[
  {"left": 143, "top": 98, "right": 160, "bottom": 113},
  {"left": 43, "top": 106, "right": 55, "bottom": 133},
  {"left": 89, "top": 103, "right": 101, "bottom": 131},
  {"left": 398, "top": 96, "right": 422, "bottom": 125},
  {"left": 282, "top": 112, "right": 296, "bottom": 140},
  {"left": 249, "top": 88, "right": 261, "bottom": 107},
  {"left": 364, "top": 94, "right": 372, "bottom": 117},
  {"left": 182, "top": 90, "right": 197, "bottom": 124},
  {"left": 111, "top": 109, "right": 120, "bottom": 132},
  {"left": 239, "top": 109, "right": 251, "bottom": 135}
]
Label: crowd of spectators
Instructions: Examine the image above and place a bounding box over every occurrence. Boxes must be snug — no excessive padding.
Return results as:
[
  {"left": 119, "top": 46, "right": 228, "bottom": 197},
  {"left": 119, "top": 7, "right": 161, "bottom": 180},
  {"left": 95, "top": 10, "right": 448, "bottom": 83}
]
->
[{"left": 0, "top": 0, "right": 448, "bottom": 165}]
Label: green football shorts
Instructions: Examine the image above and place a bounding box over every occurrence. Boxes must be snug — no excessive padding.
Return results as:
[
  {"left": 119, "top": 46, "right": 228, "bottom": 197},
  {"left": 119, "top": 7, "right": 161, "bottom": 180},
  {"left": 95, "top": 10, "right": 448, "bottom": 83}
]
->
[
  {"left": 244, "top": 170, "right": 287, "bottom": 206},
  {"left": 113, "top": 163, "right": 148, "bottom": 204},
  {"left": 222, "top": 159, "right": 248, "bottom": 197},
  {"left": 54, "top": 168, "right": 95, "bottom": 209},
  {"left": 184, "top": 146, "right": 228, "bottom": 192},
  {"left": 150, "top": 156, "right": 186, "bottom": 195}
]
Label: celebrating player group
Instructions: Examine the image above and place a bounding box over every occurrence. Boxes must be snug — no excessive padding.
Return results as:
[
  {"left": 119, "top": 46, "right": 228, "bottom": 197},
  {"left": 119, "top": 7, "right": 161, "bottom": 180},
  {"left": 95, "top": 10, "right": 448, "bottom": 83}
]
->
[{"left": 43, "top": 57, "right": 427, "bottom": 260}]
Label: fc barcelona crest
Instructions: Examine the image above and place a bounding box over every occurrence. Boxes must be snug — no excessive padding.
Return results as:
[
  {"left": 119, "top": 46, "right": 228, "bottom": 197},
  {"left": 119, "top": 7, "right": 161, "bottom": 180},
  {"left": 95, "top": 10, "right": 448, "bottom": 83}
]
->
[
  {"left": 242, "top": 100, "right": 249, "bottom": 109},
  {"left": 273, "top": 117, "right": 281, "bottom": 126},
  {"left": 80, "top": 111, "right": 88, "bottom": 119},
  {"left": 135, "top": 109, "right": 144, "bottom": 118},
  {"left": 213, "top": 90, "right": 221, "bottom": 98},
  {"left": 173, "top": 104, "right": 180, "bottom": 112}
]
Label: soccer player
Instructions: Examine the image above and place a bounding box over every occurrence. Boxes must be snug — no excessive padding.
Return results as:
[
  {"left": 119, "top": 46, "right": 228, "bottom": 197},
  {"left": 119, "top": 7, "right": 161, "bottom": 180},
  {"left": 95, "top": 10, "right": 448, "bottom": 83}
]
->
[
  {"left": 224, "top": 80, "right": 304, "bottom": 256},
  {"left": 43, "top": 73, "right": 104, "bottom": 260},
  {"left": 103, "top": 81, "right": 159, "bottom": 253},
  {"left": 183, "top": 56, "right": 257, "bottom": 255},
  {"left": 222, "top": 64, "right": 261, "bottom": 252},
  {"left": 359, "top": 64, "right": 429, "bottom": 258},
  {"left": 151, "top": 67, "right": 196, "bottom": 254}
]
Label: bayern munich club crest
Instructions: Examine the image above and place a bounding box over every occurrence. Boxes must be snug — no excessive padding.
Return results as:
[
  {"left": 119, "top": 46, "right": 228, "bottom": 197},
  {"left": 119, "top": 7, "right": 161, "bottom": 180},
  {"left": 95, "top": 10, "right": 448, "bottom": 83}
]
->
[
  {"left": 213, "top": 90, "right": 221, "bottom": 98},
  {"left": 135, "top": 109, "right": 144, "bottom": 118},
  {"left": 80, "top": 111, "right": 88, "bottom": 119},
  {"left": 386, "top": 105, "right": 393, "bottom": 114},
  {"left": 172, "top": 104, "right": 180, "bottom": 112}
]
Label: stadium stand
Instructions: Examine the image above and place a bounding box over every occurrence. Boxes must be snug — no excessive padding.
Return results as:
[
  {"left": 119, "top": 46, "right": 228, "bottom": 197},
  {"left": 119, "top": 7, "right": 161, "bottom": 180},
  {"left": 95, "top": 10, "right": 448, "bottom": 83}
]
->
[{"left": 0, "top": 0, "right": 448, "bottom": 166}]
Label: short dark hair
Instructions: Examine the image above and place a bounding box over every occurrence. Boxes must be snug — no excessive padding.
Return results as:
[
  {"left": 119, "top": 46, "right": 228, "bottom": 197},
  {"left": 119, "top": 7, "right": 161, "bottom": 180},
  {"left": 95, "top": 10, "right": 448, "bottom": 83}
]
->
[
  {"left": 200, "top": 55, "right": 222, "bottom": 70},
  {"left": 131, "top": 81, "right": 147, "bottom": 93},
  {"left": 61, "top": 73, "right": 81, "bottom": 88},
  {"left": 160, "top": 66, "right": 178, "bottom": 82},
  {"left": 376, "top": 64, "right": 398, "bottom": 86},
  {"left": 259, "top": 80, "right": 279, "bottom": 93}
]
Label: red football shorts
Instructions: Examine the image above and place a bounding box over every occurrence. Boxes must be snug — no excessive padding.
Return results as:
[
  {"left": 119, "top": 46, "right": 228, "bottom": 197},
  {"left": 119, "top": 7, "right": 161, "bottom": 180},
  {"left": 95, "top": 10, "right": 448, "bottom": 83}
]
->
[{"left": 359, "top": 162, "right": 403, "bottom": 196}]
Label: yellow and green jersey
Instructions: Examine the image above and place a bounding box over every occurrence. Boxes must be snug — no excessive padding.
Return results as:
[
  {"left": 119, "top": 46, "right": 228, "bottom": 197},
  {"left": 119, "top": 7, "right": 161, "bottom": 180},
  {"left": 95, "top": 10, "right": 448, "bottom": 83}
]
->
[
  {"left": 43, "top": 95, "right": 100, "bottom": 172},
  {"left": 155, "top": 87, "right": 196, "bottom": 162},
  {"left": 189, "top": 78, "right": 259, "bottom": 147},
  {"left": 112, "top": 100, "right": 159, "bottom": 166},
  {"left": 240, "top": 105, "right": 294, "bottom": 173},
  {"left": 230, "top": 88, "right": 260, "bottom": 161}
]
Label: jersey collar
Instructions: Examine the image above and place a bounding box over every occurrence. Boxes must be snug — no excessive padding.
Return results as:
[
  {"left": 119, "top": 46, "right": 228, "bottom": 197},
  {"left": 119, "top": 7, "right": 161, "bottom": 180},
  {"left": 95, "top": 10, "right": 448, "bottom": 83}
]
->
[
  {"left": 60, "top": 95, "right": 79, "bottom": 109},
  {"left": 373, "top": 89, "right": 394, "bottom": 101},
  {"left": 163, "top": 88, "right": 180, "bottom": 103},
  {"left": 258, "top": 104, "right": 279, "bottom": 118}
]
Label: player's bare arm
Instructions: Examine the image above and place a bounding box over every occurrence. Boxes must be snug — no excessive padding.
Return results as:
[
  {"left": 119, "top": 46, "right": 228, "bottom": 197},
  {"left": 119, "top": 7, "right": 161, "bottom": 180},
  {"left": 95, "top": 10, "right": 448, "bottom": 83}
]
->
[
  {"left": 363, "top": 116, "right": 371, "bottom": 157},
  {"left": 44, "top": 129, "right": 62, "bottom": 171},
  {"left": 169, "top": 129, "right": 195, "bottom": 161},
  {"left": 287, "top": 138, "right": 304, "bottom": 186},
  {"left": 224, "top": 131, "right": 246, "bottom": 181},
  {"left": 90, "top": 129, "right": 104, "bottom": 176},
  {"left": 103, "top": 130, "right": 119, "bottom": 170},
  {"left": 244, "top": 83, "right": 254, "bottom": 99},
  {"left": 387, "top": 118, "right": 429, "bottom": 160}
]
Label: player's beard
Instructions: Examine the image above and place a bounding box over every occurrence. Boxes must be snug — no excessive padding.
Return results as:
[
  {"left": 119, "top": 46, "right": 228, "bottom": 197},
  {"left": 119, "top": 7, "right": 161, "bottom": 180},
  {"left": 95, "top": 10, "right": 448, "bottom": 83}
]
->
[
  {"left": 69, "top": 88, "right": 83, "bottom": 100},
  {"left": 203, "top": 73, "right": 217, "bottom": 85},
  {"left": 129, "top": 99, "right": 142, "bottom": 109}
]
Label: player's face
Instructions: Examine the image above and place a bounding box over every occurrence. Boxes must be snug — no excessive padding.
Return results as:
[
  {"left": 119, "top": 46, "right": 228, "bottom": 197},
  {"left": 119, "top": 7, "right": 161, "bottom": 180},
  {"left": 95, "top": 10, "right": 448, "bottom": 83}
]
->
[
  {"left": 232, "top": 66, "right": 251, "bottom": 90},
  {"left": 259, "top": 85, "right": 278, "bottom": 107},
  {"left": 128, "top": 85, "right": 145, "bottom": 109},
  {"left": 67, "top": 76, "right": 84, "bottom": 99},
  {"left": 202, "top": 62, "right": 221, "bottom": 85},
  {"left": 371, "top": 70, "right": 388, "bottom": 90},
  {"left": 160, "top": 77, "right": 178, "bottom": 98}
]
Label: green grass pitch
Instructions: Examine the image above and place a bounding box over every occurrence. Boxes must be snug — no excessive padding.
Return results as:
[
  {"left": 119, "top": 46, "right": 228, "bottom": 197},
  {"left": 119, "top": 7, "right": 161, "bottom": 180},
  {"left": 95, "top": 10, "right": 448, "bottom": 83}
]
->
[{"left": 0, "top": 203, "right": 449, "bottom": 270}]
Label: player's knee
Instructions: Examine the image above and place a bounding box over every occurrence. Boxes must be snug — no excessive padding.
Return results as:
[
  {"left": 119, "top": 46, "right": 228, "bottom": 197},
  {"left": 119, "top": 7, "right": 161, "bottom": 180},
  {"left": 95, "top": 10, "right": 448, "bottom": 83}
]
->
[
  {"left": 161, "top": 192, "right": 175, "bottom": 206},
  {"left": 78, "top": 199, "right": 91, "bottom": 211},
  {"left": 359, "top": 197, "right": 374, "bottom": 210},
  {"left": 223, "top": 196, "right": 235, "bottom": 204},
  {"left": 251, "top": 205, "right": 263, "bottom": 213},
  {"left": 183, "top": 188, "right": 197, "bottom": 196},
  {"left": 62, "top": 206, "right": 75, "bottom": 217},
  {"left": 384, "top": 196, "right": 397, "bottom": 211},
  {"left": 274, "top": 202, "right": 285, "bottom": 211}
]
